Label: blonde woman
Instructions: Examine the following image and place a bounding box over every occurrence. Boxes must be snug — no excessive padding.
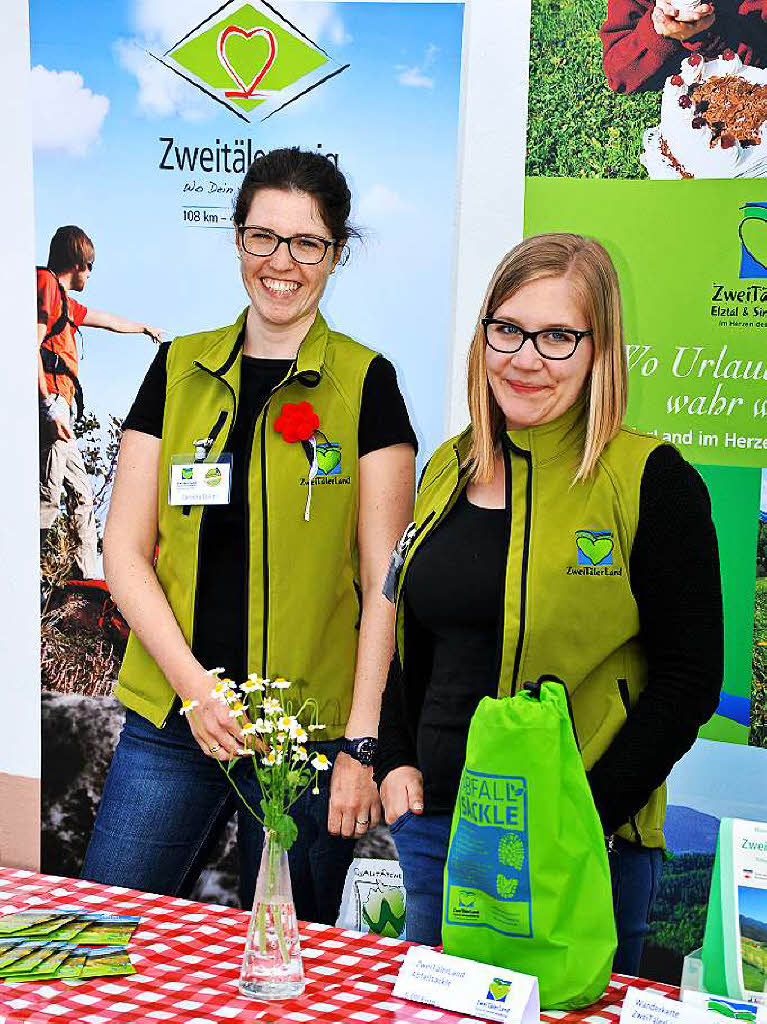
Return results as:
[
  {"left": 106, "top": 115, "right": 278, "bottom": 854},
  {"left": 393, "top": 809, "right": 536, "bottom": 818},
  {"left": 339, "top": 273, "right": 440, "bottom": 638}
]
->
[{"left": 376, "top": 234, "right": 723, "bottom": 973}]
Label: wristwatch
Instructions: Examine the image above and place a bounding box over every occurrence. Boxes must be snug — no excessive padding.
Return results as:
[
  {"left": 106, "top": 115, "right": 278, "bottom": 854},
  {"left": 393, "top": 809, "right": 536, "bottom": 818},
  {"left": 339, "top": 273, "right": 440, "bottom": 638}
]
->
[{"left": 341, "top": 736, "right": 378, "bottom": 766}]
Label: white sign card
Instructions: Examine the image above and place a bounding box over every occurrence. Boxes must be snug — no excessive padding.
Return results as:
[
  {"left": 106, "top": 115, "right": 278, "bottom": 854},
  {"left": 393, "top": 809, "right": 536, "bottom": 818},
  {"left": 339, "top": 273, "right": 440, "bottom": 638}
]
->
[
  {"left": 621, "top": 987, "right": 712, "bottom": 1024},
  {"left": 393, "top": 945, "right": 539, "bottom": 1024}
]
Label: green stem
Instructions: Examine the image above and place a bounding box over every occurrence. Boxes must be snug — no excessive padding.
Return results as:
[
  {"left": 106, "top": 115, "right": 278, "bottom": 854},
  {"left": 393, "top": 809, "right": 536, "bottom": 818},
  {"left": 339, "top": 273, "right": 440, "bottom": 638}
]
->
[{"left": 267, "top": 832, "right": 291, "bottom": 966}]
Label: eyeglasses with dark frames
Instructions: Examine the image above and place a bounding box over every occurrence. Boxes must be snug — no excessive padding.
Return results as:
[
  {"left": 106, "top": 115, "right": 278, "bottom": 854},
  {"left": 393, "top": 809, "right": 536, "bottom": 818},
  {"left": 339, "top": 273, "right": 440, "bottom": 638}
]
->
[
  {"left": 238, "top": 226, "right": 337, "bottom": 266},
  {"left": 481, "top": 317, "right": 593, "bottom": 361}
]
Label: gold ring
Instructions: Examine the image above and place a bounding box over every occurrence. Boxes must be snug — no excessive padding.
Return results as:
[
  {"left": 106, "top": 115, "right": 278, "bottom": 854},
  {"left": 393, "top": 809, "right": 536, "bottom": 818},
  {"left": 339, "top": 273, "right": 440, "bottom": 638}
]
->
[{"left": 209, "top": 743, "right": 220, "bottom": 753}]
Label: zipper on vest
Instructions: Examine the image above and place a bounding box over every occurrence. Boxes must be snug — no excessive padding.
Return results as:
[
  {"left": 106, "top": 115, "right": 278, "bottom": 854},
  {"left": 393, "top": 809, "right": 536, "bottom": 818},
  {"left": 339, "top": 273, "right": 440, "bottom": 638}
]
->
[
  {"left": 492, "top": 440, "right": 513, "bottom": 690},
  {"left": 509, "top": 444, "right": 533, "bottom": 696},
  {"left": 398, "top": 446, "right": 466, "bottom": 681},
  {"left": 247, "top": 367, "right": 316, "bottom": 679},
  {"left": 188, "top": 366, "right": 237, "bottom": 656},
  {"left": 259, "top": 410, "right": 269, "bottom": 676}
]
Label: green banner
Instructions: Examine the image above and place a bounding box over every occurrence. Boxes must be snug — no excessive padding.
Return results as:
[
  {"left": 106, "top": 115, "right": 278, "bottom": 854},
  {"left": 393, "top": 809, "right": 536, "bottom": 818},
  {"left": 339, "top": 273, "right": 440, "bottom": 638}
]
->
[{"left": 525, "top": 178, "right": 766, "bottom": 746}]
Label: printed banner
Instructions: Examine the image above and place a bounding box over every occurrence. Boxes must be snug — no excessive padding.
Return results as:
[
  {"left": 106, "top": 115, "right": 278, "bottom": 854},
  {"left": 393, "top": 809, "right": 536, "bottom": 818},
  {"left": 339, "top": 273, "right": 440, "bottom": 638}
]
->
[{"left": 30, "top": 0, "right": 464, "bottom": 894}]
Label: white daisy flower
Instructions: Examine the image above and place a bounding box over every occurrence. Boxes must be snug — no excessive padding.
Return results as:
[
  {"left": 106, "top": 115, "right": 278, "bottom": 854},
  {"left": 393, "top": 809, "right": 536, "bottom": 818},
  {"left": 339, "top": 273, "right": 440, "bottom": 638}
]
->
[
  {"left": 254, "top": 718, "right": 274, "bottom": 735},
  {"left": 271, "top": 677, "right": 292, "bottom": 690},
  {"left": 228, "top": 701, "right": 247, "bottom": 719},
  {"left": 291, "top": 725, "right": 308, "bottom": 744},
  {"left": 292, "top": 745, "right": 308, "bottom": 762},
  {"left": 210, "top": 682, "right": 229, "bottom": 701},
  {"left": 179, "top": 699, "right": 199, "bottom": 716},
  {"left": 241, "top": 723, "right": 258, "bottom": 736},
  {"left": 241, "top": 676, "right": 265, "bottom": 693},
  {"left": 206, "top": 666, "right": 226, "bottom": 676},
  {"left": 262, "top": 697, "right": 281, "bottom": 716},
  {"left": 311, "top": 753, "right": 331, "bottom": 771}
]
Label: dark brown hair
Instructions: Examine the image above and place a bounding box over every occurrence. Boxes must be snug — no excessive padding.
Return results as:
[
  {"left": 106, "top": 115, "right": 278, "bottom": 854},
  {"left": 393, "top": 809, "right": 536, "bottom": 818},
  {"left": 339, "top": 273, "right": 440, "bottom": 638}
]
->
[
  {"left": 47, "top": 226, "right": 95, "bottom": 274},
  {"left": 233, "top": 147, "right": 357, "bottom": 242}
]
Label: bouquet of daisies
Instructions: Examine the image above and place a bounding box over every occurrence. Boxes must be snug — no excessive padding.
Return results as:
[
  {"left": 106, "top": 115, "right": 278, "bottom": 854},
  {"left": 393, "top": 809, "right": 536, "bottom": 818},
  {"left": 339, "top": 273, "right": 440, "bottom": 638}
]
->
[{"left": 181, "top": 670, "right": 330, "bottom": 851}]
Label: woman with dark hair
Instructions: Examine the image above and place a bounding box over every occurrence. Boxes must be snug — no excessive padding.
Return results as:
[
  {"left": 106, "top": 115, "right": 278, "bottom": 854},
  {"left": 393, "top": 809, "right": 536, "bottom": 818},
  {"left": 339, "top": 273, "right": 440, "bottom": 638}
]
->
[{"left": 81, "top": 148, "right": 417, "bottom": 923}]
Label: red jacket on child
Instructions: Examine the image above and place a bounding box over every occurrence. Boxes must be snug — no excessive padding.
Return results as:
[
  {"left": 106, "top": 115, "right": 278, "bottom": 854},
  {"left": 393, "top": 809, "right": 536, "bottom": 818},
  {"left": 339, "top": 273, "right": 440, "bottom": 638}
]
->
[{"left": 600, "top": 0, "right": 767, "bottom": 93}]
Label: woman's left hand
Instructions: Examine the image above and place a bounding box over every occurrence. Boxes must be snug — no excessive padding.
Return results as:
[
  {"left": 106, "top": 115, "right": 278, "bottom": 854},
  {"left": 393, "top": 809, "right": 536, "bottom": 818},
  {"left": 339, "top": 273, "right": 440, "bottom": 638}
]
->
[{"left": 327, "top": 752, "right": 382, "bottom": 838}]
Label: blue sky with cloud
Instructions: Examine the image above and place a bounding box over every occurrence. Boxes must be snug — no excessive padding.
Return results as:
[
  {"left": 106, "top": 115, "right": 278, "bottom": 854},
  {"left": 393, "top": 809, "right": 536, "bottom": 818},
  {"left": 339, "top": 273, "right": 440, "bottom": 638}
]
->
[{"left": 30, "top": 1, "right": 464, "bottom": 467}]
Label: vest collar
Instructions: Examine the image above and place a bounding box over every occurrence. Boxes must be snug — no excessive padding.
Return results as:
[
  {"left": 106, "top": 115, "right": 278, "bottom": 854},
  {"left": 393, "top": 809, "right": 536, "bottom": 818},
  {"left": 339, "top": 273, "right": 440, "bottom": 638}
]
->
[
  {"left": 195, "top": 308, "right": 329, "bottom": 391},
  {"left": 504, "top": 393, "right": 587, "bottom": 467}
]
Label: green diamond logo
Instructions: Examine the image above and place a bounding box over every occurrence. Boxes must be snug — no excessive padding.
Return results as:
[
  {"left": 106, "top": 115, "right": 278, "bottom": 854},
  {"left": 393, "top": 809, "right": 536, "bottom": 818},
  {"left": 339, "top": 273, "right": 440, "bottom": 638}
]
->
[{"left": 164, "top": 2, "right": 340, "bottom": 119}]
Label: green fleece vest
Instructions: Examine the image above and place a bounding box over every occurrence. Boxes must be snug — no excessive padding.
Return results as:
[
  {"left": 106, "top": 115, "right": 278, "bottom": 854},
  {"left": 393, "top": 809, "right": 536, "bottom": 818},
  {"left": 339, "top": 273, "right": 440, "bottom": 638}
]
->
[
  {"left": 395, "top": 399, "right": 667, "bottom": 848},
  {"left": 115, "top": 309, "right": 377, "bottom": 739}
]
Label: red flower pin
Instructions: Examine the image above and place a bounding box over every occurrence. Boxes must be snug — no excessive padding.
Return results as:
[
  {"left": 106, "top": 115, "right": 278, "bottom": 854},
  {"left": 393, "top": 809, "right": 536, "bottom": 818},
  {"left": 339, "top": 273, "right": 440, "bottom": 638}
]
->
[{"left": 274, "top": 401, "right": 319, "bottom": 444}]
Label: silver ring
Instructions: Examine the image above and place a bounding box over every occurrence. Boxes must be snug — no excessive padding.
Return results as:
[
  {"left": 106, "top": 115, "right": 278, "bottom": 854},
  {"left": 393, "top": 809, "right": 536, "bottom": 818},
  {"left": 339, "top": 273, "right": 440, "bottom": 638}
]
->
[{"left": 209, "top": 743, "right": 220, "bottom": 753}]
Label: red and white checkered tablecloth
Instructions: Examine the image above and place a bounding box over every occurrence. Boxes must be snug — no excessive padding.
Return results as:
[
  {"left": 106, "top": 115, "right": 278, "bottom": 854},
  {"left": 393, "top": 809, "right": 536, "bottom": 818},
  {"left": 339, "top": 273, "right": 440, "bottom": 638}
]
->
[{"left": 0, "top": 867, "right": 678, "bottom": 1024}]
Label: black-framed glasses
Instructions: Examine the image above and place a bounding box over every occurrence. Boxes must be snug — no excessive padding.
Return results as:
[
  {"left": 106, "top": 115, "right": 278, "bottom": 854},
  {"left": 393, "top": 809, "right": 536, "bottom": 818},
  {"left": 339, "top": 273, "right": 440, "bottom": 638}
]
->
[
  {"left": 481, "top": 318, "right": 593, "bottom": 361},
  {"left": 238, "top": 226, "right": 337, "bottom": 265}
]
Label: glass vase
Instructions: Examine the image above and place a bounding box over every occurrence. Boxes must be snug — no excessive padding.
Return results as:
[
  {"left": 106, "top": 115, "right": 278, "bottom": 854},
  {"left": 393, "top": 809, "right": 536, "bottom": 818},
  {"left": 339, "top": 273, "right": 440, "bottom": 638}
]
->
[{"left": 238, "top": 829, "right": 305, "bottom": 1001}]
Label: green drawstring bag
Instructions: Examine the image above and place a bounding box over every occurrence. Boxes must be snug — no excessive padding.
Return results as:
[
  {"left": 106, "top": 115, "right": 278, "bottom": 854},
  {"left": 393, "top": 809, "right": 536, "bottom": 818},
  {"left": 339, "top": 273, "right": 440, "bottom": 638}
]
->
[{"left": 441, "top": 676, "right": 617, "bottom": 1010}]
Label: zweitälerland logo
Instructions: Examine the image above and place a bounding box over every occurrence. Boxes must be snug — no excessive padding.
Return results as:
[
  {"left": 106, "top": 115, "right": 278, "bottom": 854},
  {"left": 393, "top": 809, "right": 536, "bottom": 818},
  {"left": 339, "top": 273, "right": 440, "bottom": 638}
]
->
[
  {"left": 315, "top": 439, "right": 342, "bottom": 476},
  {"left": 151, "top": 1, "right": 350, "bottom": 122},
  {"left": 739, "top": 203, "right": 767, "bottom": 279},
  {"left": 575, "top": 529, "right": 614, "bottom": 566},
  {"left": 486, "top": 978, "right": 513, "bottom": 1003}
]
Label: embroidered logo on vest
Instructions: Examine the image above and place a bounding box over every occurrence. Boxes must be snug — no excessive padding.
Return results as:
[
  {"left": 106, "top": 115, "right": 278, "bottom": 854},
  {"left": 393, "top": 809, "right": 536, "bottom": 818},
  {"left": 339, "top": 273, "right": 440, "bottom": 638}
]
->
[
  {"left": 316, "top": 440, "right": 342, "bottom": 476},
  {"left": 575, "top": 529, "right": 614, "bottom": 566},
  {"left": 566, "top": 529, "right": 622, "bottom": 577}
]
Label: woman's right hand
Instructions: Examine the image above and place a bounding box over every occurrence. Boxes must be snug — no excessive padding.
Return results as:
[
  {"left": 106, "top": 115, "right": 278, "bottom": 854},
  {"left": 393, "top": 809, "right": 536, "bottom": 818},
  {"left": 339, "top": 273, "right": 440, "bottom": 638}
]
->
[
  {"left": 380, "top": 765, "right": 424, "bottom": 824},
  {"left": 652, "top": 0, "right": 714, "bottom": 37},
  {"left": 182, "top": 672, "right": 253, "bottom": 761}
]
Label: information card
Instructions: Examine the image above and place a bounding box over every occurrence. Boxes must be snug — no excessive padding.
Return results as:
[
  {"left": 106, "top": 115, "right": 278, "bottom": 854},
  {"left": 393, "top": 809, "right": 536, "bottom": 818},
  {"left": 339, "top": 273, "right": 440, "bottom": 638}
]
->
[{"left": 393, "top": 946, "right": 539, "bottom": 1024}]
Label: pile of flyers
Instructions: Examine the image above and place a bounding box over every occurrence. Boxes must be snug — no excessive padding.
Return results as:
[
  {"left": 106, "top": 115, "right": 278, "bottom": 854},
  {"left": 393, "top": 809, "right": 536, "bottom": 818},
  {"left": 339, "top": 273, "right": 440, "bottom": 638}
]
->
[{"left": 0, "top": 910, "right": 140, "bottom": 983}]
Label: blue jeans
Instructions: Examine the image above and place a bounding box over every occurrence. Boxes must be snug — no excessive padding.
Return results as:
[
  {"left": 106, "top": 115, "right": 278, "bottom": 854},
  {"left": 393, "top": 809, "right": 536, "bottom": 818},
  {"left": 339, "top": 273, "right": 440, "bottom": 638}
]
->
[
  {"left": 391, "top": 812, "right": 663, "bottom": 975},
  {"left": 81, "top": 708, "right": 355, "bottom": 923}
]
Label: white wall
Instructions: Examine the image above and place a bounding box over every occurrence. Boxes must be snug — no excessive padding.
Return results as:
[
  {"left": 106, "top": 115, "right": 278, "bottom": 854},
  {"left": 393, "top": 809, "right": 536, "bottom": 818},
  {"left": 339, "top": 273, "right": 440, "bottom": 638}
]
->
[
  {"left": 446, "top": 0, "right": 530, "bottom": 434},
  {"left": 0, "top": 0, "right": 40, "bottom": 781}
]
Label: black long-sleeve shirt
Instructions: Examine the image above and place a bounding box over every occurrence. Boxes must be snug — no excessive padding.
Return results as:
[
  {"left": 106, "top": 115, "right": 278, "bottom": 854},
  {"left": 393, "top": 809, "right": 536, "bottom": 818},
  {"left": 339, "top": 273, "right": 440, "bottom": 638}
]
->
[{"left": 375, "top": 444, "right": 724, "bottom": 836}]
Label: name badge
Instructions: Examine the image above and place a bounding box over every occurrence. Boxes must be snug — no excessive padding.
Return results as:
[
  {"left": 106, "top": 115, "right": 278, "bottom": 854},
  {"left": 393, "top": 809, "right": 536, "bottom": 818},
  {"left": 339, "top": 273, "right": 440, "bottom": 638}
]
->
[
  {"left": 393, "top": 946, "right": 539, "bottom": 1024},
  {"left": 168, "top": 454, "right": 232, "bottom": 506}
]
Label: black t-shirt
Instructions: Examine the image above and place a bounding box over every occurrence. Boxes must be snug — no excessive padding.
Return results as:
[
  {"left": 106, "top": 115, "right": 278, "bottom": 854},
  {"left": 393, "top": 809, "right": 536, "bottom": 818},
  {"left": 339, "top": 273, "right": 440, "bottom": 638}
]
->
[
  {"left": 405, "top": 489, "right": 507, "bottom": 810},
  {"left": 123, "top": 341, "right": 418, "bottom": 680},
  {"left": 377, "top": 444, "right": 724, "bottom": 828}
]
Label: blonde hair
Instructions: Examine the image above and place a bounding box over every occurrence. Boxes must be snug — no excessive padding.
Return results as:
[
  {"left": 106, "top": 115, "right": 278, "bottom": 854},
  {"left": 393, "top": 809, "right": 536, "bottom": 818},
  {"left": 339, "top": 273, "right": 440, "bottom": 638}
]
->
[{"left": 467, "top": 233, "right": 627, "bottom": 484}]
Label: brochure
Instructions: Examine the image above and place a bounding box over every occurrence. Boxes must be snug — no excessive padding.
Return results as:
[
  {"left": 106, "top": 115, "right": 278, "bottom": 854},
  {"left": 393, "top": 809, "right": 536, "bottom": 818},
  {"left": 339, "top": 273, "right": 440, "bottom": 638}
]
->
[{"left": 703, "top": 818, "right": 767, "bottom": 1003}]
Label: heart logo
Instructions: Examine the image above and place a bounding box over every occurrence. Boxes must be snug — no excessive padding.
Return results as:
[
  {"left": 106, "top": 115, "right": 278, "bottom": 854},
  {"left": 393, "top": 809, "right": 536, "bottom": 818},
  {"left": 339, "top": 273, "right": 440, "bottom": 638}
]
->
[
  {"left": 488, "top": 979, "right": 512, "bottom": 1001},
  {"left": 576, "top": 531, "right": 614, "bottom": 565},
  {"left": 316, "top": 445, "right": 341, "bottom": 475},
  {"left": 739, "top": 210, "right": 767, "bottom": 275},
  {"left": 217, "top": 25, "right": 277, "bottom": 99}
]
